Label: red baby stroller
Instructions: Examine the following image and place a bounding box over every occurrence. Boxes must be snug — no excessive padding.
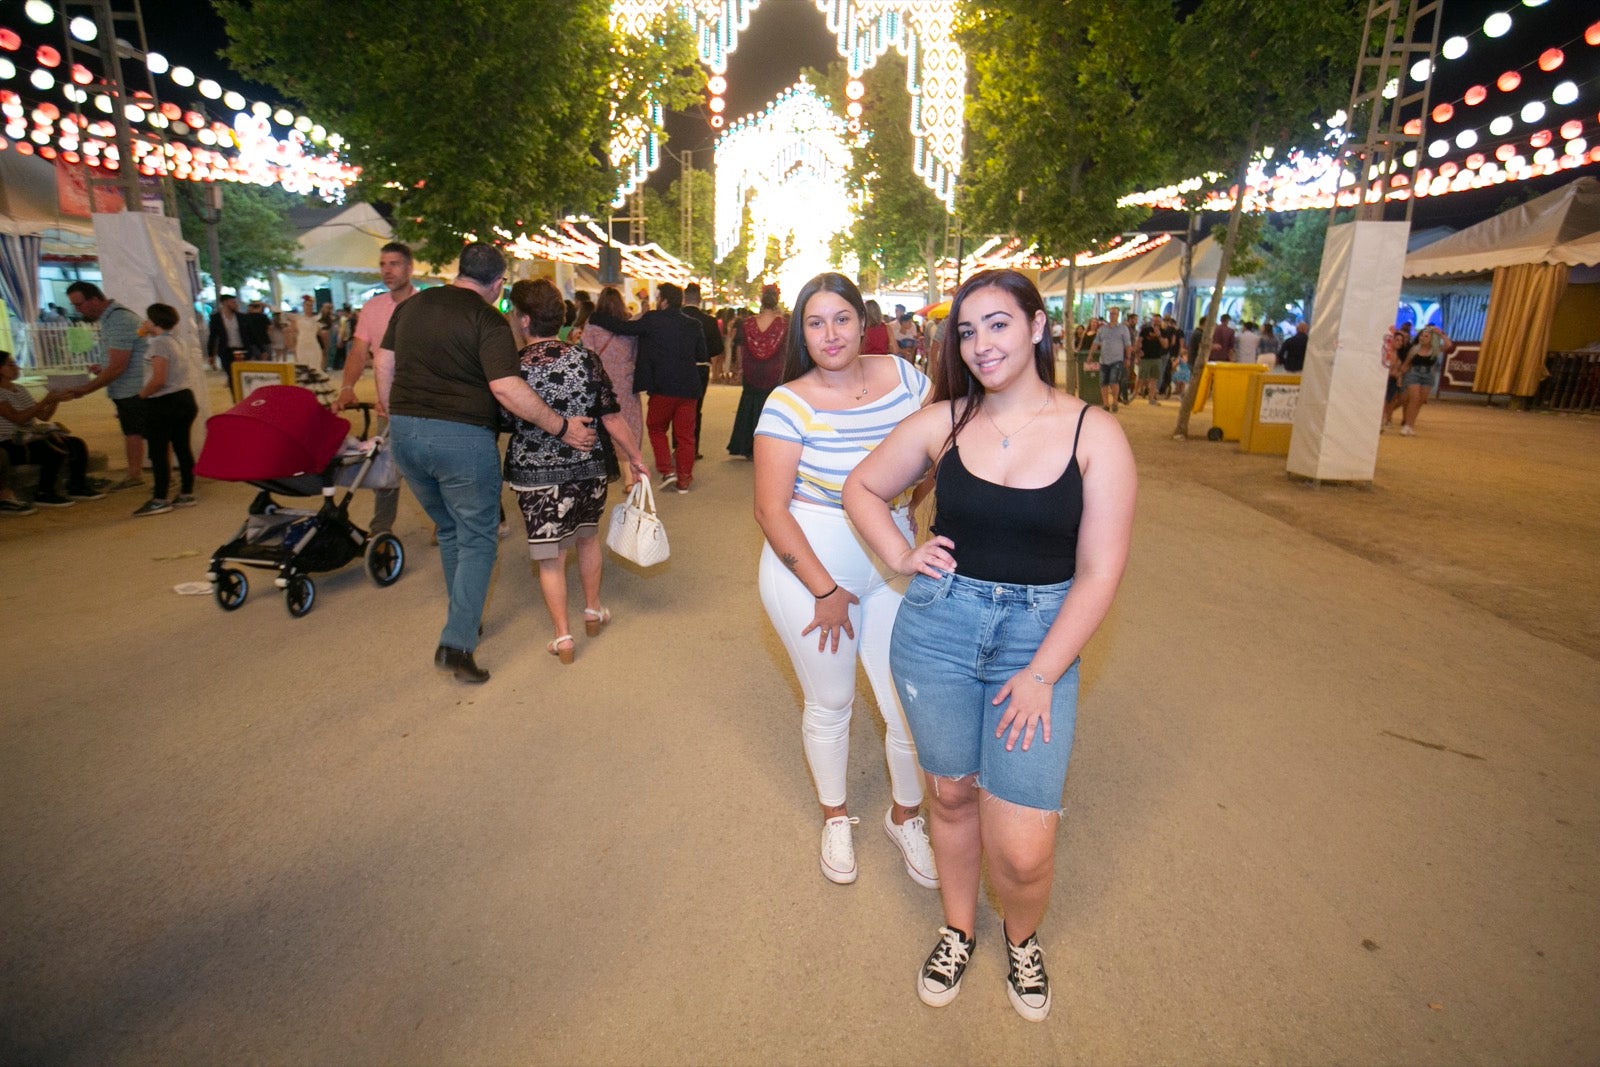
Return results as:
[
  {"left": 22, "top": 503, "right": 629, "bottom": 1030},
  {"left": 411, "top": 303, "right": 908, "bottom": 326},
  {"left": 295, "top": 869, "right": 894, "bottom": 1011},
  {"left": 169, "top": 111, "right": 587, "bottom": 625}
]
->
[{"left": 194, "top": 385, "right": 405, "bottom": 617}]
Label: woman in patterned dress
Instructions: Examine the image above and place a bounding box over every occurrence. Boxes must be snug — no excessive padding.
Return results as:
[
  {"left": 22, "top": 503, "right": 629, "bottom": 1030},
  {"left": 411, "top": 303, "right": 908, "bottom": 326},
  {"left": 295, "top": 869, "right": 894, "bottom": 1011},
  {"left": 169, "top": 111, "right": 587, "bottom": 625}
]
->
[{"left": 505, "top": 280, "right": 648, "bottom": 664}]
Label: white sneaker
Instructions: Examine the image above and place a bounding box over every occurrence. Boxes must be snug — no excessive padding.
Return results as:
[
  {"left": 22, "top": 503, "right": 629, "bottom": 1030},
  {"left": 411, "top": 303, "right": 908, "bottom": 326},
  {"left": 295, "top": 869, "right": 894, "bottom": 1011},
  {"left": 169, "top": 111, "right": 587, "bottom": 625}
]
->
[
  {"left": 1399, "top": 424, "right": 1415, "bottom": 436},
  {"left": 884, "top": 809, "right": 939, "bottom": 888},
  {"left": 819, "top": 815, "right": 859, "bottom": 884}
]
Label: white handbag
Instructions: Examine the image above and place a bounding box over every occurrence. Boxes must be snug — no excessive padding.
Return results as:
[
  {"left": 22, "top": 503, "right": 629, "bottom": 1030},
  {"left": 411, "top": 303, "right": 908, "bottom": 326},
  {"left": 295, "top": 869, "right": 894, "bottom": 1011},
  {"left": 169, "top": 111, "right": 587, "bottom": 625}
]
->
[{"left": 606, "top": 479, "right": 670, "bottom": 567}]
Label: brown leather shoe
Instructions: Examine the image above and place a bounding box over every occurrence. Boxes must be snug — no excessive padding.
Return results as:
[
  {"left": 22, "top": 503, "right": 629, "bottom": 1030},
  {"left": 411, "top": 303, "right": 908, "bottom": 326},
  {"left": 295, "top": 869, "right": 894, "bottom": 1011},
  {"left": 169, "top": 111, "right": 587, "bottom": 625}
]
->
[{"left": 434, "top": 645, "right": 489, "bottom": 684}]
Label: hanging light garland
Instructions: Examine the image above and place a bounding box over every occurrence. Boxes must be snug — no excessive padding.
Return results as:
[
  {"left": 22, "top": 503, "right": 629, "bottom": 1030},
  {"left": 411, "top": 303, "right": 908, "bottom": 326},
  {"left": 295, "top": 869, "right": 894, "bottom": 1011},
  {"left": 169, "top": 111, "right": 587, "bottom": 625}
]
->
[
  {"left": 1120, "top": 14, "right": 1600, "bottom": 214},
  {"left": 0, "top": 19, "right": 357, "bottom": 200}
]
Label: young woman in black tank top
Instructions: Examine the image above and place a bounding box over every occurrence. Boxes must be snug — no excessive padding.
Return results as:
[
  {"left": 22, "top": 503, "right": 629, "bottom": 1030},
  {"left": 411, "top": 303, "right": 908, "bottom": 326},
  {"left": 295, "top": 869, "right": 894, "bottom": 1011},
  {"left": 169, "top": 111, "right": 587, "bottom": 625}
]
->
[{"left": 844, "top": 269, "right": 1136, "bottom": 1021}]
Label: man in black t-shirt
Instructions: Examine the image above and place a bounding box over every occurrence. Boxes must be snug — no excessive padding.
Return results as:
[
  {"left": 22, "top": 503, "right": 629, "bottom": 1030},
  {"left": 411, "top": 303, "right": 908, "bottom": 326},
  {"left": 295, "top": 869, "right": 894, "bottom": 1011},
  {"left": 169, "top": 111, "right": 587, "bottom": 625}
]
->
[{"left": 383, "top": 243, "right": 596, "bottom": 683}]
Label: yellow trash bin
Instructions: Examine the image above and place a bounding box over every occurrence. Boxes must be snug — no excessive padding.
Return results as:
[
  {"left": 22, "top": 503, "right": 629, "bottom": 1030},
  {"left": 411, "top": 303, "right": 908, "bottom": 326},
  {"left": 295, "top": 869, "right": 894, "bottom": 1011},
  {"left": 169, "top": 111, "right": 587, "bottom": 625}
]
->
[
  {"left": 1190, "top": 362, "right": 1268, "bottom": 441},
  {"left": 1239, "top": 373, "right": 1302, "bottom": 455}
]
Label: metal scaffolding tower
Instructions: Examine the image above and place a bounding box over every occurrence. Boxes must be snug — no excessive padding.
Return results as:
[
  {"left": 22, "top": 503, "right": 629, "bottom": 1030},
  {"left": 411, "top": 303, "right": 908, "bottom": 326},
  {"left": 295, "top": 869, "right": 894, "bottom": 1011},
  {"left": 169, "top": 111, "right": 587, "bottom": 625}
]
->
[{"left": 1341, "top": 0, "right": 1444, "bottom": 223}]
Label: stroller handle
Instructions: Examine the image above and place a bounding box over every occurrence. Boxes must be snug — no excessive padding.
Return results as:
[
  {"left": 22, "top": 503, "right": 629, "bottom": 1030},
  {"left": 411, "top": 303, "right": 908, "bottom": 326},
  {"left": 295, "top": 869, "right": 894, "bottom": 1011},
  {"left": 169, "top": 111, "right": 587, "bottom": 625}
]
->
[{"left": 346, "top": 402, "right": 375, "bottom": 439}]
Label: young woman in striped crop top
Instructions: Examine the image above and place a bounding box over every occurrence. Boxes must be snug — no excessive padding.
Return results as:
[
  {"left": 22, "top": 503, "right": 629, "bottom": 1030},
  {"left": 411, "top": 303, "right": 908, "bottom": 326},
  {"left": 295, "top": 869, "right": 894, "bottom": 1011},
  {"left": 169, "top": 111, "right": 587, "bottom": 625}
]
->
[
  {"left": 753, "top": 272, "right": 939, "bottom": 892},
  {"left": 843, "top": 269, "right": 1136, "bottom": 1021}
]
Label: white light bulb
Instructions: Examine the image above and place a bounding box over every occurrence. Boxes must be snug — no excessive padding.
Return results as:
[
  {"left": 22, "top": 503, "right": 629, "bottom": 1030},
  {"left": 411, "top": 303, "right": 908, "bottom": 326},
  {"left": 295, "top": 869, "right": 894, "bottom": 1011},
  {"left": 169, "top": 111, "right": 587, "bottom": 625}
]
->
[
  {"left": 1409, "top": 59, "right": 1432, "bottom": 82},
  {"left": 223, "top": 91, "right": 245, "bottom": 111},
  {"left": 1484, "top": 12, "right": 1511, "bottom": 37},
  {"left": 1566, "top": 138, "right": 1586, "bottom": 156},
  {"left": 198, "top": 79, "right": 221, "bottom": 99},
  {"left": 0, "top": 59, "right": 13, "bottom": 80},
  {"left": 274, "top": 108, "right": 293, "bottom": 126},
  {"left": 1551, "top": 81, "right": 1577, "bottom": 106},
  {"left": 145, "top": 51, "right": 168, "bottom": 75},
  {"left": 1533, "top": 146, "right": 1554, "bottom": 165},
  {"left": 1441, "top": 36, "right": 1467, "bottom": 60},
  {"left": 69, "top": 16, "right": 97, "bottom": 41},
  {"left": 251, "top": 101, "right": 270, "bottom": 118},
  {"left": 1523, "top": 0, "right": 1547, "bottom": 6},
  {"left": 29, "top": 68, "right": 54, "bottom": 91},
  {"left": 1521, "top": 100, "right": 1546, "bottom": 123},
  {"left": 171, "top": 66, "right": 194, "bottom": 87},
  {"left": 1382, "top": 78, "right": 1399, "bottom": 100},
  {"left": 293, "top": 115, "right": 312, "bottom": 132},
  {"left": 1427, "top": 139, "right": 1448, "bottom": 159},
  {"left": 1455, "top": 130, "right": 1478, "bottom": 149},
  {"left": 1489, "top": 115, "right": 1513, "bottom": 136},
  {"left": 24, "top": 0, "right": 54, "bottom": 25}
]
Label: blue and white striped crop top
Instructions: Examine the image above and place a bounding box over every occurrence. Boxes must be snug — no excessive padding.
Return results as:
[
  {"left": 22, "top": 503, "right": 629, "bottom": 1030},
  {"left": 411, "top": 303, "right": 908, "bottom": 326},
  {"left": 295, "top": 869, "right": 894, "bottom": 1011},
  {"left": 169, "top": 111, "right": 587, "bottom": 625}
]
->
[{"left": 754, "top": 356, "right": 930, "bottom": 509}]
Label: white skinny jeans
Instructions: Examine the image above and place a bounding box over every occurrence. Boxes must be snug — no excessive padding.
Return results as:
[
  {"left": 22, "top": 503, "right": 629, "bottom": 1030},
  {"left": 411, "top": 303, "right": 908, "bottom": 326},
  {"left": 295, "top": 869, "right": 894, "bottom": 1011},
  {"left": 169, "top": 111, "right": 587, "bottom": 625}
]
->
[{"left": 759, "top": 500, "right": 923, "bottom": 809}]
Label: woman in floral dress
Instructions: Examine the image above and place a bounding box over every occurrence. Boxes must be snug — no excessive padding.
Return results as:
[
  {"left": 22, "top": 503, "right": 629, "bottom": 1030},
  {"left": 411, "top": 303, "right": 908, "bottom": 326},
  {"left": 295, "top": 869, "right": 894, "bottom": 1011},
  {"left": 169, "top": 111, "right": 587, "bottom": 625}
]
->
[{"left": 504, "top": 280, "right": 648, "bottom": 664}]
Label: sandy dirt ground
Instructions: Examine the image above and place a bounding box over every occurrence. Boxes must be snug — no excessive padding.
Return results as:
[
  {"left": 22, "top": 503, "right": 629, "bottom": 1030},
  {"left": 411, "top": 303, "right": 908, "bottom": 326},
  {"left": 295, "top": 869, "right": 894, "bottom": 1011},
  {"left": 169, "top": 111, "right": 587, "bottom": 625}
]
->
[{"left": 2, "top": 372, "right": 1596, "bottom": 1065}]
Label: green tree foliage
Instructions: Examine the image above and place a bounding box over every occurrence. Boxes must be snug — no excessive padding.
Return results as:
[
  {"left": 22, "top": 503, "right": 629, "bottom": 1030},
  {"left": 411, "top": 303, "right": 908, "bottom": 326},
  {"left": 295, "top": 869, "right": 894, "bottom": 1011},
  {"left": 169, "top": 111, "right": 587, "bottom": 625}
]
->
[
  {"left": 1143, "top": 0, "right": 1364, "bottom": 435},
  {"left": 1246, "top": 210, "right": 1330, "bottom": 322},
  {"left": 831, "top": 54, "right": 949, "bottom": 297},
  {"left": 639, "top": 166, "right": 716, "bottom": 275},
  {"left": 176, "top": 182, "right": 302, "bottom": 291},
  {"left": 956, "top": 0, "right": 1167, "bottom": 333},
  {"left": 217, "top": 0, "right": 702, "bottom": 263}
]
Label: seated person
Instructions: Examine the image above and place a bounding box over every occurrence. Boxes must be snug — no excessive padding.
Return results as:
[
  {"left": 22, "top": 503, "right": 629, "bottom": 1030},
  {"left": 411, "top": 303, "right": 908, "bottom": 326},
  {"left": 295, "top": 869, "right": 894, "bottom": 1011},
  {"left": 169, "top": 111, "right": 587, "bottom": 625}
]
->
[{"left": 0, "top": 350, "right": 104, "bottom": 507}]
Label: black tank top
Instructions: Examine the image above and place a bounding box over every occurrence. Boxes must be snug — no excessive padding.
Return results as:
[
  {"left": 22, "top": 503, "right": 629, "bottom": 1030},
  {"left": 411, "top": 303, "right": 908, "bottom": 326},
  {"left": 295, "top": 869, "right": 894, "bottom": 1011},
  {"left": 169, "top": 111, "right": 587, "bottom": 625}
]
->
[{"left": 931, "top": 404, "right": 1089, "bottom": 585}]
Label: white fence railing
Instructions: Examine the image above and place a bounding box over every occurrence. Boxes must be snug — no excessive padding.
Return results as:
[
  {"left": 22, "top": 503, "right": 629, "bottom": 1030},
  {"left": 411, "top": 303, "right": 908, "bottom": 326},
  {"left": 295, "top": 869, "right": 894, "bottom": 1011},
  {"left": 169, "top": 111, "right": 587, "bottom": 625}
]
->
[{"left": 17, "top": 322, "right": 102, "bottom": 370}]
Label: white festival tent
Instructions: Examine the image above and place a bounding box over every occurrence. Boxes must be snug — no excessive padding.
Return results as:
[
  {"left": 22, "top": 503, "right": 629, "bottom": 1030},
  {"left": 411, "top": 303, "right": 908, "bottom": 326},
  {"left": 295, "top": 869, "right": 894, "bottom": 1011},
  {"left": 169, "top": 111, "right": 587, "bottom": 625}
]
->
[
  {"left": 1402, "top": 177, "right": 1600, "bottom": 396},
  {"left": 1403, "top": 177, "right": 1600, "bottom": 278}
]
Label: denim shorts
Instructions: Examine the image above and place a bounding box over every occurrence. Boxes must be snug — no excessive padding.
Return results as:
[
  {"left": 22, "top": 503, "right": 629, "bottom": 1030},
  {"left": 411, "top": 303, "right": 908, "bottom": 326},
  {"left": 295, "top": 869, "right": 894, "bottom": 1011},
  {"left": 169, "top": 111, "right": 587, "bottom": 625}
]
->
[
  {"left": 1401, "top": 362, "right": 1437, "bottom": 388},
  {"left": 1099, "top": 361, "right": 1126, "bottom": 387},
  {"left": 889, "top": 570, "right": 1079, "bottom": 811}
]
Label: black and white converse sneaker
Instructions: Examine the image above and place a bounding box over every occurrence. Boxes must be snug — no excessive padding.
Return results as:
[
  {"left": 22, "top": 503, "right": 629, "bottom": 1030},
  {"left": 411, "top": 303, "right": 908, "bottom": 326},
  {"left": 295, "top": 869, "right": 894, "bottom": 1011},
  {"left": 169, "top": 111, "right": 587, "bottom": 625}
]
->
[
  {"left": 917, "top": 925, "right": 974, "bottom": 1007},
  {"left": 1005, "top": 930, "right": 1051, "bottom": 1021}
]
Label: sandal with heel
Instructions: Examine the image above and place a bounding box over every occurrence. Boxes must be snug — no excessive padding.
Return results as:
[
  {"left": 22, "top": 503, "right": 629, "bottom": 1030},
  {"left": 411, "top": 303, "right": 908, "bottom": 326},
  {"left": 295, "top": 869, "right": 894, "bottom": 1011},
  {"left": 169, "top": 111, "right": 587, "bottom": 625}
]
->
[
  {"left": 547, "top": 634, "right": 575, "bottom": 664},
  {"left": 584, "top": 607, "right": 611, "bottom": 637}
]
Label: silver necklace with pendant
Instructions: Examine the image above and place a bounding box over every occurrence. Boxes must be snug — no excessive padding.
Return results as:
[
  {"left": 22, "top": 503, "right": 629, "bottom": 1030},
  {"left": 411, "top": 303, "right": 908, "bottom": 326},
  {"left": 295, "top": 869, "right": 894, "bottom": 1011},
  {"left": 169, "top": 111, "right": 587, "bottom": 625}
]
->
[{"left": 984, "top": 391, "right": 1052, "bottom": 448}]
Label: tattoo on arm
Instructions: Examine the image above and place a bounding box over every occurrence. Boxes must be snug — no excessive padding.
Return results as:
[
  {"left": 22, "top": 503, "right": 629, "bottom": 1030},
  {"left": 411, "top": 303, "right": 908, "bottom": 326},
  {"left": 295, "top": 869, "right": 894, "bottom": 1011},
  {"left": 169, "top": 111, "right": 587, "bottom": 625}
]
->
[{"left": 780, "top": 553, "right": 799, "bottom": 573}]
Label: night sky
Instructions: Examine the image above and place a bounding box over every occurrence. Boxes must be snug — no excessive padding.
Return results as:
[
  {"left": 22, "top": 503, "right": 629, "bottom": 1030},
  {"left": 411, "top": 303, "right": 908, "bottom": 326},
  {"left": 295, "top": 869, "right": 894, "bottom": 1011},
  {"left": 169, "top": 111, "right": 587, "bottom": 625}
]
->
[{"left": 17, "top": 0, "right": 1599, "bottom": 233}]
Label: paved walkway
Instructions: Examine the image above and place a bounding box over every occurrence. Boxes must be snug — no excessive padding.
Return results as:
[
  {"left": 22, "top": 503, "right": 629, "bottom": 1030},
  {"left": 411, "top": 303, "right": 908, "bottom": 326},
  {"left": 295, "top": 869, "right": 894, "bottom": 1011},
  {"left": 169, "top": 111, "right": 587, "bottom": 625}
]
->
[{"left": 2, "top": 376, "right": 1596, "bottom": 1064}]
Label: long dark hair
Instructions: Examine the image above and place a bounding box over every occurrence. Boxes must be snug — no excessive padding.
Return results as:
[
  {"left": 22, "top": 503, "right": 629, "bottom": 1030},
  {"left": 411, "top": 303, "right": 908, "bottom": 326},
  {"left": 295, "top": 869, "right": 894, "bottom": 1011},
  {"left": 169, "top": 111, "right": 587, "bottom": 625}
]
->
[
  {"left": 781, "top": 272, "right": 867, "bottom": 384},
  {"left": 931, "top": 269, "right": 1055, "bottom": 449}
]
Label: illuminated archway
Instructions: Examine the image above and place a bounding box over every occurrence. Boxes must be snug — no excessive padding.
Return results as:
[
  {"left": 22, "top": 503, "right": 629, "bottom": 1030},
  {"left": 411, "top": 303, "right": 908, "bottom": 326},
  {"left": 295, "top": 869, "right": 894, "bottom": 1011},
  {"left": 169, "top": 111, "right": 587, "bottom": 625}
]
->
[
  {"left": 610, "top": 0, "right": 963, "bottom": 208},
  {"left": 714, "top": 79, "right": 855, "bottom": 299}
]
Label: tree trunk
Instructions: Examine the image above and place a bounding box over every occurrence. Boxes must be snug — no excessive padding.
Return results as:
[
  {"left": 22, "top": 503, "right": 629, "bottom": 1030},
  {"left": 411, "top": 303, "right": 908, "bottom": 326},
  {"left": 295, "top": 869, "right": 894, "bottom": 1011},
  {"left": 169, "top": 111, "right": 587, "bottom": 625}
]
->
[
  {"left": 1174, "top": 115, "right": 1263, "bottom": 440},
  {"left": 1062, "top": 260, "right": 1079, "bottom": 395}
]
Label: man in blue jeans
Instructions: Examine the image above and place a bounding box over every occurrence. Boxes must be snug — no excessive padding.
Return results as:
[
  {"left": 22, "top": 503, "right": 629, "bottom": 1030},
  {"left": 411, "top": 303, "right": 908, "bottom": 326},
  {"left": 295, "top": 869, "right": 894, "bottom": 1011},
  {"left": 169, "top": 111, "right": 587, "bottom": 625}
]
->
[{"left": 382, "top": 243, "right": 596, "bottom": 683}]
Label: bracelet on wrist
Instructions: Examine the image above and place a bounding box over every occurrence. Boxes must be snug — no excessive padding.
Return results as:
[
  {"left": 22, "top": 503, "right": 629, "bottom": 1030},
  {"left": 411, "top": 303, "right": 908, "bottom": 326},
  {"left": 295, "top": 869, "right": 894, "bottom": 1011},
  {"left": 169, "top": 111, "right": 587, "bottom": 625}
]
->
[
  {"left": 814, "top": 583, "right": 839, "bottom": 599},
  {"left": 1029, "top": 670, "right": 1052, "bottom": 686},
  {"left": 556, "top": 416, "right": 568, "bottom": 438}
]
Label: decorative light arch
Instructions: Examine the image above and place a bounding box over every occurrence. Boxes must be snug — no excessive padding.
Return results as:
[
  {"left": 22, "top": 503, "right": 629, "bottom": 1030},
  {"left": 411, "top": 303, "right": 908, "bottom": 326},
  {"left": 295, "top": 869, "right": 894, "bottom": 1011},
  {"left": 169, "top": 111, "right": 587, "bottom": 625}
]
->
[
  {"left": 713, "top": 79, "right": 854, "bottom": 296},
  {"left": 609, "top": 0, "right": 964, "bottom": 208}
]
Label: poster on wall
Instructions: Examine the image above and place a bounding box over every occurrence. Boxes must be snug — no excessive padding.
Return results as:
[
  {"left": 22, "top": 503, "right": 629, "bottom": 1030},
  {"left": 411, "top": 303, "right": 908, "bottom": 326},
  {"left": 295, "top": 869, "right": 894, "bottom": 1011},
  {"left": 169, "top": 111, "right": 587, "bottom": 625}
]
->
[
  {"left": 1259, "top": 383, "right": 1301, "bottom": 424},
  {"left": 56, "top": 160, "right": 123, "bottom": 216}
]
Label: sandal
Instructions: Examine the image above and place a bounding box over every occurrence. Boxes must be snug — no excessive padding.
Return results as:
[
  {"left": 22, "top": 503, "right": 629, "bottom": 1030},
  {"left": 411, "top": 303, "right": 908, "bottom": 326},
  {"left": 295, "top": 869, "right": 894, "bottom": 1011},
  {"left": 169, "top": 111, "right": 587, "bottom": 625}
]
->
[
  {"left": 584, "top": 607, "right": 612, "bottom": 637},
  {"left": 547, "top": 634, "right": 575, "bottom": 664}
]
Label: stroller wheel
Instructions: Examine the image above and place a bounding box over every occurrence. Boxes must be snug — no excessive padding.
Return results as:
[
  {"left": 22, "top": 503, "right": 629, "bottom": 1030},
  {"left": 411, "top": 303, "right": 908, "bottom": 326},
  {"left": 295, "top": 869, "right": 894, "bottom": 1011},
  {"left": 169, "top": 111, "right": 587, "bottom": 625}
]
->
[
  {"left": 365, "top": 532, "right": 405, "bottom": 587},
  {"left": 214, "top": 568, "right": 248, "bottom": 611},
  {"left": 285, "top": 574, "right": 316, "bottom": 618}
]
